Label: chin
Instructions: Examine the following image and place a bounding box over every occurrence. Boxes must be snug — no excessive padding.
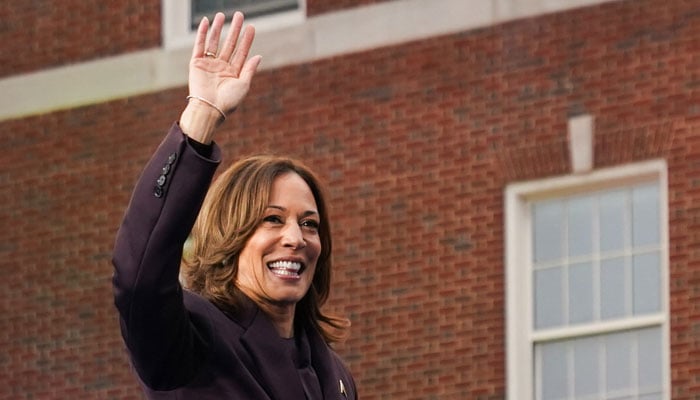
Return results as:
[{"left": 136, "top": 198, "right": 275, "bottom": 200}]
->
[
  {"left": 265, "top": 280, "right": 312, "bottom": 306},
  {"left": 270, "top": 291, "right": 306, "bottom": 305}
]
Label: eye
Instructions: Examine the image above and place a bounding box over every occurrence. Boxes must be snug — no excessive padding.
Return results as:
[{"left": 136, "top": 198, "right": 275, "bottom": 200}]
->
[
  {"left": 301, "top": 219, "right": 320, "bottom": 232},
  {"left": 262, "top": 215, "right": 283, "bottom": 224}
]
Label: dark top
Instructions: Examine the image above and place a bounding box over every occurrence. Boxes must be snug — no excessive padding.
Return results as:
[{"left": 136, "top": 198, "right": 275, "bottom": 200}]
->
[{"left": 112, "top": 123, "right": 357, "bottom": 399}]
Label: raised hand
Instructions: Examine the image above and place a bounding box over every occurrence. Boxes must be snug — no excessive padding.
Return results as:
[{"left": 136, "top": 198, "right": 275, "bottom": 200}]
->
[{"left": 180, "top": 12, "right": 262, "bottom": 144}]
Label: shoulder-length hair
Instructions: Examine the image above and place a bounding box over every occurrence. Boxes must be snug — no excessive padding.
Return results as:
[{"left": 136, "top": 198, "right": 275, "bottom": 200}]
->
[{"left": 181, "top": 155, "right": 349, "bottom": 343}]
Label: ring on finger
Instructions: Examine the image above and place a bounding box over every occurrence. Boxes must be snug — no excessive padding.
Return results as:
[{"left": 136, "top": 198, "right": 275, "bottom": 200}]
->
[{"left": 204, "top": 51, "right": 217, "bottom": 58}]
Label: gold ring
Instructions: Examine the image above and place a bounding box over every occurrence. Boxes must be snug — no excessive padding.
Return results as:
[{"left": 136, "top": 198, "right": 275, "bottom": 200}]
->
[{"left": 204, "top": 51, "right": 217, "bottom": 58}]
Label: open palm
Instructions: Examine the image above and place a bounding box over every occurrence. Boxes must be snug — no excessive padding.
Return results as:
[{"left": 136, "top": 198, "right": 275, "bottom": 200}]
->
[{"left": 188, "top": 12, "right": 261, "bottom": 115}]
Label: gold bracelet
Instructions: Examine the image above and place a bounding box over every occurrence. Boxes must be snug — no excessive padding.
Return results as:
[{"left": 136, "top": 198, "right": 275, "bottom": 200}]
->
[{"left": 186, "top": 95, "right": 226, "bottom": 120}]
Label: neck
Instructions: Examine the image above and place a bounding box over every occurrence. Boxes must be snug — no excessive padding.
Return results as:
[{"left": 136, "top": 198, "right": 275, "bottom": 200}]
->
[
  {"left": 265, "top": 303, "right": 296, "bottom": 338},
  {"left": 238, "top": 287, "right": 297, "bottom": 338},
  {"left": 262, "top": 303, "right": 296, "bottom": 339}
]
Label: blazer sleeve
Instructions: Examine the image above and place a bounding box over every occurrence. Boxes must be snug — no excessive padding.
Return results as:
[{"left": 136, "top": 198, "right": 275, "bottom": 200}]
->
[{"left": 112, "top": 123, "right": 221, "bottom": 390}]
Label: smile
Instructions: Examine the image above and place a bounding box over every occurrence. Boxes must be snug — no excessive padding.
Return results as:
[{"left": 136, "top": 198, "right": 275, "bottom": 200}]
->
[{"left": 267, "top": 260, "right": 304, "bottom": 279}]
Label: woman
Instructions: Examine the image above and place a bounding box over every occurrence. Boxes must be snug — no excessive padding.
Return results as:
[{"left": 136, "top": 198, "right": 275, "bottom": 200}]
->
[{"left": 112, "top": 11, "right": 357, "bottom": 399}]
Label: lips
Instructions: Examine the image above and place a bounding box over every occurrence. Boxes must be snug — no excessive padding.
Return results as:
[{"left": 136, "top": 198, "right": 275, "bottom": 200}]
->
[{"left": 267, "top": 260, "right": 304, "bottom": 278}]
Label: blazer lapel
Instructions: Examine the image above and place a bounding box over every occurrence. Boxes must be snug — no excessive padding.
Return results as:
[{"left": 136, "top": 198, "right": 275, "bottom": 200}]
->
[
  {"left": 307, "top": 326, "right": 344, "bottom": 399},
  {"left": 240, "top": 308, "right": 306, "bottom": 400}
]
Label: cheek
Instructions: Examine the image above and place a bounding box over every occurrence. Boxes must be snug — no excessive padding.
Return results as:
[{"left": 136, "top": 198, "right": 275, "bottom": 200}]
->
[
  {"left": 237, "top": 240, "right": 267, "bottom": 278},
  {"left": 308, "top": 247, "right": 323, "bottom": 279},
  {"left": 308, "top": 238, "right": 323, "bottom": 263},
  {"left": 240, "top": 232, "right": 272, "bottom": 261},
  {"left": 235, "top": 258, "right": 256, "bottom": 286}
]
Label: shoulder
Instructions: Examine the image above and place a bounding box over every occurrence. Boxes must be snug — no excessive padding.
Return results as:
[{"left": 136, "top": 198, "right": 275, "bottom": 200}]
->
[
  {"left": 182, "top": 290, "right": 253, "bottom": 336},
  {"left": 328, "top": 349, "right": 358, "bottom": 399},
  {"left": 182, "top": 291, "right": 243, "bottom": 338}
]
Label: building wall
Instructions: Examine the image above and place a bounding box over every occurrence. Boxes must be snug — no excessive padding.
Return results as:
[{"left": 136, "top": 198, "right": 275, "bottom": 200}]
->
[
  {"left": 0, "top": 1, "right": 161, "bottom": 78},
  {"left": 1, "top": 0, "right": 698, "bottom": 399},
  {"left": 0, "top": 0, "right": 392, "bottom": 78}
]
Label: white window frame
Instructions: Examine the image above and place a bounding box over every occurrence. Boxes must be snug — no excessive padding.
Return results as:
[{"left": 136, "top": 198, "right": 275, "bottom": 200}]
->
[
  {"left": 504, "top": 159, "right": 670, "bottom": 400},
  {"left": 162, "top": 0, "right": 306, "bottom": 50}
]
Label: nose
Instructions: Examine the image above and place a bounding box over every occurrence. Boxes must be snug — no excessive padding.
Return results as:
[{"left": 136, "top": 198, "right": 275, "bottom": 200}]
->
[{"left": 281, "top": 222, "right": 306, "bottom": 249}]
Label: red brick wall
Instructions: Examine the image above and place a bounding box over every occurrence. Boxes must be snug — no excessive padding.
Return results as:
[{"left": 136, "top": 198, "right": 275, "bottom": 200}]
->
[
  {"left": 0, "top": 0, "right": 390, "bottom": 78},
  {"left": 0, "top": 1, "right": 162, "bottom": 78},
  {"left": 1, "top": 0, "right": 699, "bottom": 398}
]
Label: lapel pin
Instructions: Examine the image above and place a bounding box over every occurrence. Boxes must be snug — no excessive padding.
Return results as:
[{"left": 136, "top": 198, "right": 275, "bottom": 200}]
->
[{"left": 339, "top": 379, "right": 347, "bottom": 398}]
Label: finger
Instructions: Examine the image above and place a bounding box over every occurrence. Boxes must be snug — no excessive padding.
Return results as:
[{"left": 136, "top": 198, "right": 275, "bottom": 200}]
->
[
  {"left": 219, "top": 11, "right": 244, "bottom": 62},
  {"left": 239, "top": 55, "right": 262, "bottom": 83},
  {"left": 191, "top": 17, "right": 209, "bottom": 59},
  {"left": 230, "top": 25, "right": 256, "bottom": 76},
  {"left": 205, "top": 12, "right": 226, "bottom": 56}
]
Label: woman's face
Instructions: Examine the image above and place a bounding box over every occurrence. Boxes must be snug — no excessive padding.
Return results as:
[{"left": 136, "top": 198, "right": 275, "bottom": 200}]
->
[{"left": 236, "top": 172, "right": 322, "bottom": 306}]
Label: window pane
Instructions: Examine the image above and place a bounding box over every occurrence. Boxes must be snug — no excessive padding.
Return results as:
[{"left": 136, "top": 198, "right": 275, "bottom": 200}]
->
[
  {"left": 540, "top": 341, "right": 568, "bottom": 400},
  {"left": 569, "top": 262, "right": 594, "bottom": 324},
  {"left": 235, "top": 0, "right": 299, "bottom": 18},
  {"left": 191, "top": 0, "right": 300, "bottom": 28},
  {"left": 573, "top": 336, "right": 599, "bottom": 397},
  {"left": 535, "top": 267, "right": 564, "bottom": 329},
  {"left": 632, "top": 184, "right": 660, "bottom": 247},
  {"left": 601, "top": 257, "right": 627, "bottom": 320},
  {"left": 599, "top": 191, "right": 626, "bottom": 252},
  {"left": 606, "top": 332, "right": 633, "bottom": 394},
  {"left": 534, "top": 201, "right": 564, "bottom": 262},
  {"left": 633, "top": 252, "right": 661, "bottom": 315},
  {"left": 193, "top": 0, "right": 221, "bottom": 14},
  {"left": 638, "top": 327, "right": 662, "bottom": 390},
  {"left": 536, "top": 327, "right": 663, "bottom": 400},
  {"left": 568, "top": 195, "right": 594, "bottom": 257}
]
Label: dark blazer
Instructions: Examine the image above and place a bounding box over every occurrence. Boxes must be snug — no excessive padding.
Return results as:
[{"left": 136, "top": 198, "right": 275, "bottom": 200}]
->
[{"left": 112, "top": 124, "right": 357, "bottom": 399}]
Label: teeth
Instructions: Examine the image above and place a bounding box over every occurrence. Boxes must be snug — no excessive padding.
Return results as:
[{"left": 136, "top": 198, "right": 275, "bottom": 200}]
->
[
  {"left": 271, "top": 269, "right": 299, "bottom": 277},
  {"left": 268, "top": 261, "right": 302, "bottom": 272}
]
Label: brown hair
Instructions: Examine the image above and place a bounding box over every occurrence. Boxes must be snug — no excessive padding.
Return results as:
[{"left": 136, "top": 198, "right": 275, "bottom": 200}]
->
[{"left": 181, "top": 155, "right": 349, "bottom": 343}]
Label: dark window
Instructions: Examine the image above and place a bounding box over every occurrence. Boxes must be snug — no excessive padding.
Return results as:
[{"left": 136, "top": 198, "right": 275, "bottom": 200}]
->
[{"left": 191, "top": 0, "right": 300, "bottom": 29}]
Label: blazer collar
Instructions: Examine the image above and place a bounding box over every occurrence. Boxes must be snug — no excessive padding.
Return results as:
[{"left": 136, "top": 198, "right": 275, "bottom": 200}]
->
[
  {"left": 306, "top": 324, "right": 344, "bottom": 399},
  {"left": 237, "top": 295, "right": 342, "bottom": 399},
  {"left": 238, "top": 297, "right": 304, "bottom": 399}
]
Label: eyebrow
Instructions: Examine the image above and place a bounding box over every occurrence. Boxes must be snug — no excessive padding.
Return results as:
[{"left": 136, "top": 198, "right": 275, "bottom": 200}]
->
[{"left": 266, "top": 205, "right": 319, "bottom": 218}]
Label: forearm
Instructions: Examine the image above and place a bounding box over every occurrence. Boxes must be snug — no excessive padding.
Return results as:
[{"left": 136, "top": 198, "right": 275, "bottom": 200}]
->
[{"left": 112, "top": 123, "right": 220, "bottom": 295}]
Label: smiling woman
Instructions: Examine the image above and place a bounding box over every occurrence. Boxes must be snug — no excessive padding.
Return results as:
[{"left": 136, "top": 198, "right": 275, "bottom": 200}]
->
[
  {"left": 235, "top": 172, "right": 322, "bottom": 317},
  {"left": 182, "top": 157, "right": 348, "bottom": 341},
  {"left": 112, "top": 10, "right": 355, "bottom": 400}
]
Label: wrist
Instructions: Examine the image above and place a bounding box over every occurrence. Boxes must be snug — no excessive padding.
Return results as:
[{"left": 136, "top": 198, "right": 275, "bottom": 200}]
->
[{"left": 179, "top": 100, "right": 224, "bottom": 144}]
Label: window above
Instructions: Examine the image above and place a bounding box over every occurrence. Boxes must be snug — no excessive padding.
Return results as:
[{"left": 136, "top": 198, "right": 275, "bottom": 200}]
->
[
  {"left": 190, "top": 0, "right": 301, "bottom": 30},
  {"left": 162, "top": 1, "right": 306, "bottom": 50}
]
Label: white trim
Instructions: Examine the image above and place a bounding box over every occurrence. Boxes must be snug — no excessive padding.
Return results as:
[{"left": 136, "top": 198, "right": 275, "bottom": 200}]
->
[
  {"left": 504, "top": 159, "right": 670, "bottom": 400},
  {"left": 0, "top": 0, "right": 618, "bottom": 121},
  {"left": 531, "top": 312, "right": 665, "bottom": 342},
  {"left": 0, "top": 48, "right": 192, "bottom": 120},
  {"left": 568, "top": 114, "right": 594, "bottom": 173}
]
